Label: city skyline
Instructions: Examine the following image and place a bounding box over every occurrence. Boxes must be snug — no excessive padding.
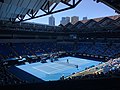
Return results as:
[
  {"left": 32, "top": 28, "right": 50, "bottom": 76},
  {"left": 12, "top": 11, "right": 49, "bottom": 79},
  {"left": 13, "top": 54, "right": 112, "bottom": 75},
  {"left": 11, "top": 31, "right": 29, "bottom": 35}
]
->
[
  {"left": 27, "top": 0, "right": 118, "bottom": 26},
  {"left": 60, "top": 16, "right": 79, "bottom": 25}
]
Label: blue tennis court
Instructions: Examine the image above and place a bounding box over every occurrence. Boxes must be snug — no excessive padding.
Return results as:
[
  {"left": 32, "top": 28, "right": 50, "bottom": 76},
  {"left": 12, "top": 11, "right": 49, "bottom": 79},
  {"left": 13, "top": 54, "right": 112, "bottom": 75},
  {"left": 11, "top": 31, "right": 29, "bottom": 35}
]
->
[{"left": 16, "top": 56, "right": 100, "bottom": 81}]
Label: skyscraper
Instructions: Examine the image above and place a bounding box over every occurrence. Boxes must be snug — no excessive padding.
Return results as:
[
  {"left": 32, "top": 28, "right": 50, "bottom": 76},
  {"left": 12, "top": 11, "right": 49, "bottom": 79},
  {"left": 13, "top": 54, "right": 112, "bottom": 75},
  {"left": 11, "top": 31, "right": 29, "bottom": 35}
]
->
[
  {"left": 83, "top": 17, "right": 87, "bottom": 20},
  {"left": 60, "top": 17, "right": 66, "bottom": 25},
  {"left": 49, "top": 15, "right": 55, "bottom": 26},
  {"left": 71, "top": 16, "right": 79, "bottom": 24},
  {"left": 60, "top": 17, "right": 70, "bottom": 25},
  {"left": 65, "top": 17, "right": 70, "bottom": 24}
]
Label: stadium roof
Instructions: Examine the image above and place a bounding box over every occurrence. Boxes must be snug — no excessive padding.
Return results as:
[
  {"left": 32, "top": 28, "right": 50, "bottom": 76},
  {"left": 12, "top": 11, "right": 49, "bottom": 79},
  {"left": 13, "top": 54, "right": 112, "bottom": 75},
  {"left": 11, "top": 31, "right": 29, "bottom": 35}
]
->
[
  {"left": 95, "top": 0, "right": 120, "bottom": 13},
  {"left": 0, "top": 0, "right": 81, "bottom": 22},
  {"left": 80, "top": 15, "right": 120, "bottom": 24},
  {"left": 62, "top": 15, "right": 120, "bottom": 31}
]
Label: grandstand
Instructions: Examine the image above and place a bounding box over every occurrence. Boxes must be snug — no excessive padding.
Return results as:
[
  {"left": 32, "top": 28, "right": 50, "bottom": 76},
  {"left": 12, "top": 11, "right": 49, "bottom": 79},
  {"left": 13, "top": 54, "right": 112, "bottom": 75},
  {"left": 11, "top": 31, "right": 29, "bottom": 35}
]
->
[{"left": 0, "top": 0, "right": 120, "bottom": 90}]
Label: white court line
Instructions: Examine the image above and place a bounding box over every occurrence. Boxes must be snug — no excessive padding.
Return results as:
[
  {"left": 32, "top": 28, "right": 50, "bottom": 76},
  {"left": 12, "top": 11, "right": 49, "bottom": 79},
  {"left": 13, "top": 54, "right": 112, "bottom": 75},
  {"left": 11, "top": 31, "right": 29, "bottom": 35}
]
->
[
  {"left": 34, "top": 63, "right": 65, "bottom": 68},
  {"left": 32, "top": 57, "right": 90, "bottom": 74},
  {"left": 32, "top": 63, "right": 73, "bottom": 74},
  {"left": 32, "top": 67, "right": 51, "bottom": 74},
  {"left": 34, "top": 65, "right": 70, "bottom": 71},
  {"left": 57, "top": 59, "right": 89, "bottom": 67},
  {"left": 33, "top": 66, "right": 70, "bottom": 75},
  {"left": 34, "top": 62, "right": 73, "bottom": 69},
  {"left": 48, "top": 66, "right": 73, "bottom": 74}
]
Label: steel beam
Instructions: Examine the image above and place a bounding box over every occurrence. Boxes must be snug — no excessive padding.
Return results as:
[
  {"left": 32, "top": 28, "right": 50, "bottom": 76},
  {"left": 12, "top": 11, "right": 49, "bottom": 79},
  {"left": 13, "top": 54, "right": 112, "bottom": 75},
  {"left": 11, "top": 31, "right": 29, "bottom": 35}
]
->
[{"left": 13, "top": 0, "right": 82, "bottom": 23}]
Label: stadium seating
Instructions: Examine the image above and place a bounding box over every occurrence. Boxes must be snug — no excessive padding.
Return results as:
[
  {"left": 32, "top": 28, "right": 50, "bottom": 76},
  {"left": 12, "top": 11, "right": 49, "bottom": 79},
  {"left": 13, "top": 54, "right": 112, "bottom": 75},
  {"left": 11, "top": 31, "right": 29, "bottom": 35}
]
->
[{"left": 0, "top": 42, "right": 120, "bottom": 60}]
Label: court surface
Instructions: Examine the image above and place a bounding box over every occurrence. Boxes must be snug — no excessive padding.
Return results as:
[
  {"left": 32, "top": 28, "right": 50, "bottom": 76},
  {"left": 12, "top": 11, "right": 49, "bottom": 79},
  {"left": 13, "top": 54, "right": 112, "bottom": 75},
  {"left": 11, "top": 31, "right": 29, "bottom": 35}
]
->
[{"left": 16, "top": 56, "right": 100, "bottom": 81}]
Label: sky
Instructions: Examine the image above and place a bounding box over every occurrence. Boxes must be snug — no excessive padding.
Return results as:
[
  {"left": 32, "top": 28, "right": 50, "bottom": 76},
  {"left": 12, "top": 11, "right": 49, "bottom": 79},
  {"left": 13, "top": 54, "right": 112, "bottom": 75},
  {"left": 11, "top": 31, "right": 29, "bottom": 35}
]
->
[{"left": 27, "top": 0, "right": 118, "bottom": 26}]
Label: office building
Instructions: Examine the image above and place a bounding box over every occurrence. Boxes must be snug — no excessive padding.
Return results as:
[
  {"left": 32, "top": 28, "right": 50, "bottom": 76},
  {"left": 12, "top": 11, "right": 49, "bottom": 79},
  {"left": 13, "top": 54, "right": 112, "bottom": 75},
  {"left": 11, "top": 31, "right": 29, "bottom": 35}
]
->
[
  {"left": 49, "top": 15, "right": 55, "bottom": 26},
  {"left": 60, "top": 17, "right": 70, "bottom": 25},
  {"left": 83, "top": 17, "right": 87, "bottom": 20},
  {"left": 71, "top": 16, "right": 79, "bottom": 24}
]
